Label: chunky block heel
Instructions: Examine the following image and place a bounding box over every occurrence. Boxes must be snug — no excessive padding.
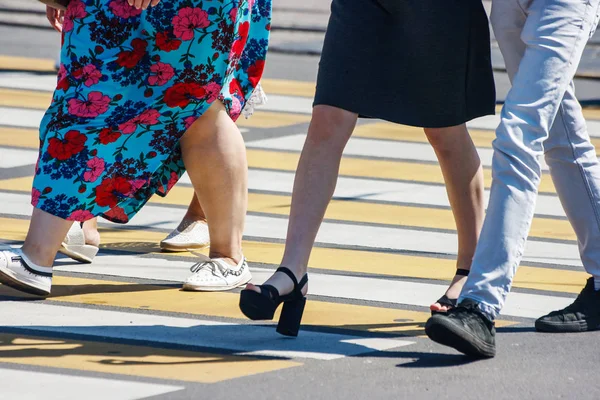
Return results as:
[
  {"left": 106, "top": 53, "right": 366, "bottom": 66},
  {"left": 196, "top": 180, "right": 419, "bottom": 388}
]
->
[
  {"left": 277, "top": 297, "right": 306, "bottom": 337},
  {"left": 239, "top": 266, "right": 308, "bottom": 336}
]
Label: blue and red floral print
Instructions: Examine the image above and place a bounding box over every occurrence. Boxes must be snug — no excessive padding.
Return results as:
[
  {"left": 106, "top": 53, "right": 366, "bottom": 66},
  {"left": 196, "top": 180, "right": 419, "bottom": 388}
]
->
[{"left": 33, "top": 0, "right": 271, "bottom": 223}]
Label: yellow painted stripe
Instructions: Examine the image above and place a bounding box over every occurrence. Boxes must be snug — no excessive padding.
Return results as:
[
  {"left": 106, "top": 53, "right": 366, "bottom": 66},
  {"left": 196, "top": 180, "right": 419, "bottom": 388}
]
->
[
  {"left": 0, "top": 126, "right": 559, "bottom": 194},
  {"left": 0, "top": 88, "right": 52, "bottom": 110},
  {"left": 0, "top": 333, "right": 299, "bottom": 383},
  {"left": 0, "top": 88, "right": 309, "bottom": 128},
  {"left": 0, "top": 176, "right": 574, "bottom": 241},
  {"left": 0, "top": 55, "right": 317, "bottom": 98},
  {"left": 354, "top": 122, "right": 600, "bottom": 151},
  {"left": 163, "top": 186, "right": 577, "bottom": 242},
  {"left": 0, "top": 217, "right": 588, "bottom": 294},
  {"left": 0, "top": 55, "right": 56, "bottom": 72},
  {"left": 246, "top": 149, "right": 558, "bottom": 194},
  {"left": 260, "top": 79, "right": 316, "bottom": 98},
  {"left": 0, "top": 275, "right": 514, "bottom": 338},
  {"left": 495, "top": 104, "right": 600, "bottom": 121},
  {"left": 0, "top": 127, "right": 39, "bottom": 149},
  {"left": 235, "top": 111, "right": 310, "bottom": 128},
  {"left": 1, "top": 54, "right": 599, "bottom": 121}
]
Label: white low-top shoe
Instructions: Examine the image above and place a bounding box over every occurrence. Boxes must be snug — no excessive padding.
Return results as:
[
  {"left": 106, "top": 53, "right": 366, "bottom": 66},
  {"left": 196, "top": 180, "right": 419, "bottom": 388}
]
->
[
  {"left": 0, "top": 248, "right": 52, "bottom": 296},
  {"left": 183, "top": 257, "right": 251, "bottom": 291},
  {"left": 160, "top": 221, "right": 210, "bottom": 252}
]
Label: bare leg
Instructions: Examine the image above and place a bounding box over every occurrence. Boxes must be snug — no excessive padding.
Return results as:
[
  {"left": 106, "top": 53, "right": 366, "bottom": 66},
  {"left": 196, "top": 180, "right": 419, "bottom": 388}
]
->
[
  {"left": 22, "top": 208, "right": 73, "bottom": 267},
  {"left": 177, "top": 194, "right": 207, "bottom": 231},
  {"left": 180, "top": 100, "right": 246, "bottom": 265},
  {"left": 425, "top": 124, "right": 484, "bottom": 312},
  {"left": 247, "top": 105, "right": 358, "bottom": 295}
]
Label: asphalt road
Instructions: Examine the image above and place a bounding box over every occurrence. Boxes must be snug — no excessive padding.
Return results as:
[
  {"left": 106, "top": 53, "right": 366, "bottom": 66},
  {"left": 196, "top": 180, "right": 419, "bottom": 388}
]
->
[{"left": 0, "top": 7, "right": 600, "bottom": 400}]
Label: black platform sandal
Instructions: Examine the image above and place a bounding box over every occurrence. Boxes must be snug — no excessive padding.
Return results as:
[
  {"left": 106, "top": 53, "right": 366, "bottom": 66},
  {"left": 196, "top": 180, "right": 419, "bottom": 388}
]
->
[
  {"left": 239, "top": 266, "right": 308, "bottom": 337},
  {"left": 431, "top": 268, "right": 470, "bottom": 315}
]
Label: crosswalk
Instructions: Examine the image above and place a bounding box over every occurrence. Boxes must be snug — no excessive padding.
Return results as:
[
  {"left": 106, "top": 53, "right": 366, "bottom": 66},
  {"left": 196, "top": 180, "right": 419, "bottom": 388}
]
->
[{"left": 0, "top": 55, "right": 595, "bottom": 397}]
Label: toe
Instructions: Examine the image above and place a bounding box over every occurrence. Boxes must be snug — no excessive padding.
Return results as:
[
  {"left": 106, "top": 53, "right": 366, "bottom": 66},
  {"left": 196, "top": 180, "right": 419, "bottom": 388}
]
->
[
  {"left": 430, "top": 302, "right": 450, "bottom": 313},
  {"left": 245, "top": 283, "right": 261, "bottom": 294}
]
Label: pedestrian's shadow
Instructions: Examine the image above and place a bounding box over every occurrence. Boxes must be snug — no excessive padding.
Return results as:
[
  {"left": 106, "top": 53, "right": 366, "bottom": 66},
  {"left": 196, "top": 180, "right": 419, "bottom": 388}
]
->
[
  {"left": 0, "top": 278, "right": 178, "bottom": 302},
  {"left": 0, "top": 324, "right": 409, "bottom": 365},
  {"left": 396, "top": 352, "right": 476, "bottom": 368},
  {"left": 497, "top": 325, "right": 536, "bottom": 334}
]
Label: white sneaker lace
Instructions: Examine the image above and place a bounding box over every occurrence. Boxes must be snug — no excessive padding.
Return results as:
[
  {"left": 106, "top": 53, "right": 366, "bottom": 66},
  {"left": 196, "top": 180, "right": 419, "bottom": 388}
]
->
[
  {"left": 190, "top": 260, "right": 218, "bottom": 274},
  {"left": 189, "top": 259, "right": 245, "bottom": 278}
]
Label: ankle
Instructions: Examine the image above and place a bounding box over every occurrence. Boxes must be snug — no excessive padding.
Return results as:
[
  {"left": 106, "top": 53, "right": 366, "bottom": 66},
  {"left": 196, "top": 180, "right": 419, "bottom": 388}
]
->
[
  {"left": 280, "top": 264, "right": 308, "bottom": 279},
  {"left": 209, "top": 252, "right": 243, "bottom": 266},
  {"left": 455, "top": 257, "right": 473, "bottom": 272},
  {"left": 178, "top": 215, "right": 207, "bottom": 230},
  {"left": 21, "top": 243, "right": 55, "bottom": 268}
]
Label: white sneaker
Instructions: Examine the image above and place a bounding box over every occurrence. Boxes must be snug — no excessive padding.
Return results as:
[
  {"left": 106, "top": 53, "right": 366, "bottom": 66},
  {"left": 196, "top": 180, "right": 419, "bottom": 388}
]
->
[
  {"left": 160, "top": 220, "right": 210, "bottom": 252},
  {"left": 59, "top": 223, "right": 99, "bottom": 264},
  {"left": 0, "top": 249, "right": 52, "bottom": 296},
  {"left": 183, "top": 257, "right": 251, "bottom": 291}
]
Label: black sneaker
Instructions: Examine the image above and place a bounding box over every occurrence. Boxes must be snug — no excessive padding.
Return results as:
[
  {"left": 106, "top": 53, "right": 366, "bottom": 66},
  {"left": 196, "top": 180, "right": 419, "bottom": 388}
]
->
[
  {"left": 535, "top": 277, "right": 600, "bottom": 333},
  {"left": 425, "top": 298, "right": 496, "bottom": 359}
]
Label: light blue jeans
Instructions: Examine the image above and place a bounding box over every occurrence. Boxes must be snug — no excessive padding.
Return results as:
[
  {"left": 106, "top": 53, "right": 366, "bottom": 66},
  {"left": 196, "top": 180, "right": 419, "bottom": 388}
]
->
[{"left": 460, "top": 0, "right": 600, "bottom": 320}]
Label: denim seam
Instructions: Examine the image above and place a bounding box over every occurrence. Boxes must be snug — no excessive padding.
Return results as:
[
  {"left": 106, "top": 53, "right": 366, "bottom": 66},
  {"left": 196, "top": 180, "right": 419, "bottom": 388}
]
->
[
  {"left": 557, "top": 101, "right": 600, "bottom": 231},
  {"left": 516, "top": 0, "right": 528, "bottom": 16}
]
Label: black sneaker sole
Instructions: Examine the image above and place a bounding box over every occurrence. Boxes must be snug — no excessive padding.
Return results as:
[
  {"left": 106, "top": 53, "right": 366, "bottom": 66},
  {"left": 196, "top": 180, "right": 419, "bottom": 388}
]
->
[
  {"left": 425, "top": 315, "right": 496, "bottom": 359},
  {"left": 535, "top": 318, "right": 600, "bottom": 333}
]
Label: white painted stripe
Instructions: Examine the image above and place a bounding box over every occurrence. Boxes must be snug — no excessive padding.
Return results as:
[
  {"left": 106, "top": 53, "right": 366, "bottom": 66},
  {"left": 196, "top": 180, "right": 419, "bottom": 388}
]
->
[
  {"left": 0, "top": 73, "right": 314, "bottom": 115},
  {"left": 0, "top": 302, "right": 413, "bottom": 360},
  {"left": 247, "top": 134, "right": 494, "bottom": 164},
  {"left": 260, "top": 94, "right": 313, "bottom": 115},
  {"left": 0, "top": 148, "right": 38, "bottom": 168},
  {"left": 3, "top": 72, "right": 600, "bottom": 137},
  {"left": 246, "top": 134, "right": 553, "bottom": 170},
  {"left": 469, "top": 114, "right": 600, "bottom": 138},
  {"left": 0, "top": 192, "right": 584, "bottom": 268},
  {"left": 0, "top": 368, "right": 183, "bottom": 400},
  {"left": 0, "top": 73, "right": 58, "bottom": 92},
  {"left": 0, "top": 152, "right": 566, "bottom": 217},
  {"left": 48, "top": 253, "right": 574, "bottom": 319},
  {"left": 178, "top": 170, "right": 567, "bottom": 218},
  {"left": 0, "top": 107, "right": 248, "bottom": 133},
  {"left": 0, "top": 107, "right": 44, "bottom": 129}
]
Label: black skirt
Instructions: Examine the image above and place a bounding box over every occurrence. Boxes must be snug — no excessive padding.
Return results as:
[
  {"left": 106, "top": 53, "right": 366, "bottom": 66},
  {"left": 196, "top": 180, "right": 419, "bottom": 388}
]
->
[{"left": 314, "top": 0, "right": 496, "bottom": 128}]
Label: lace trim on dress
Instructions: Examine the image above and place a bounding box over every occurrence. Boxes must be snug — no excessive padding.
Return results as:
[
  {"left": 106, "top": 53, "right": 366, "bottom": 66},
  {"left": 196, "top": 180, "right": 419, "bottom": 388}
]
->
[{"left": 241, "top": 83, "right": 268, "bottom": 118}]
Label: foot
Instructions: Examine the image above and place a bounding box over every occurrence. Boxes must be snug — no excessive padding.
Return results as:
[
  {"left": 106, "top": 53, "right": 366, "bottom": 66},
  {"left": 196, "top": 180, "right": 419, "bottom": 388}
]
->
[
  {"left": 59, "top": 223, "right": 100, "bottom": 264},
  {"left": 160, "top": 219, "right": 210, "bottom": 252},
  {"left": 425, "top": 298, "right": 496, "bottom": 359},
  {"left": 182, "top": 257, "right": 251, "bottom": 291},
  {"left": 0, "top": 248, "right": 52, "bottom": 296},
  {"left": 536, "top": 277, "right": 600, "bottom": 333},
  {"left": 245, "top": 267, "right": 308, "bottom": 298},
  {"left": 81, "top": 221, "right": 101, "bottom": 248},
  {"left": 430, "top": 268, "right": 470, "bottom": 313}
]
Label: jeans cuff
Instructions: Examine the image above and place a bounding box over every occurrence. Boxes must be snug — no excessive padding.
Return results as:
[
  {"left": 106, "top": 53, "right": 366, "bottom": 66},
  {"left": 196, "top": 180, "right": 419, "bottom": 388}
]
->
[{"left": 459, "top": 295, "right": 498, "bottom": 321}]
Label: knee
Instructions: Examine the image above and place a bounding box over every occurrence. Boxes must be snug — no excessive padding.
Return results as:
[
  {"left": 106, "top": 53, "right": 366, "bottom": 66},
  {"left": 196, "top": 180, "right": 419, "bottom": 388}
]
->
[
  {"left": 423, "top": 125, "right": 466, "bottom": 155},
  {"left": 306, "top": 105, "right": 357, "bottom": 150}
]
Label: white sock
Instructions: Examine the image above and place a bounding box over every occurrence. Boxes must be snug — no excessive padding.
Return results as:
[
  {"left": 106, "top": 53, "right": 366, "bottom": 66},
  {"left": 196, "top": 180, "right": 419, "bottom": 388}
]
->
[{"left": 594, "top": 277, "right": 600, "bottom": 292}]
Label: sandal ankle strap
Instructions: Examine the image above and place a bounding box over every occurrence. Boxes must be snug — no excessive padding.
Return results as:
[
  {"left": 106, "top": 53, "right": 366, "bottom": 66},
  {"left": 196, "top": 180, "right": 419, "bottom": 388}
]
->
[{"left": 276, "top": 266, "right": 309, "bottom": 297}]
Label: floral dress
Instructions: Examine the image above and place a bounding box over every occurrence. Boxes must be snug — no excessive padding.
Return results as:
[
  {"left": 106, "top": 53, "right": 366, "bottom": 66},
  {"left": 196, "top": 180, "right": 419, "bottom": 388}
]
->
[{"left": 32, "top": 0, "right": 271, "bottom": 223}]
